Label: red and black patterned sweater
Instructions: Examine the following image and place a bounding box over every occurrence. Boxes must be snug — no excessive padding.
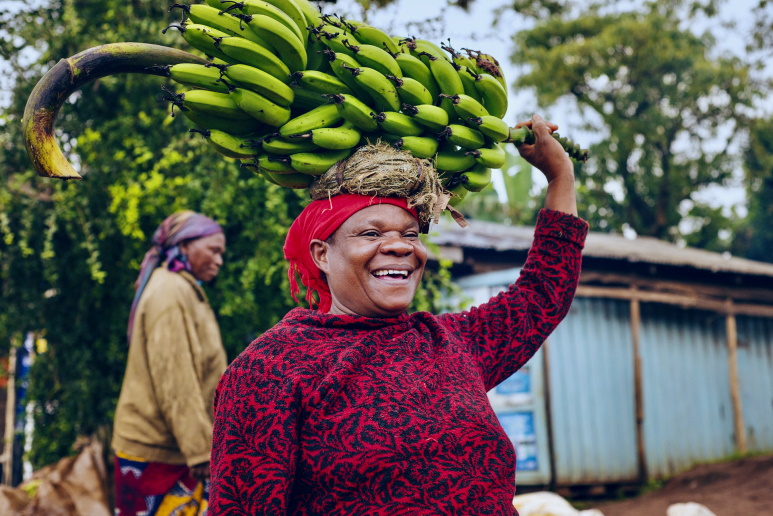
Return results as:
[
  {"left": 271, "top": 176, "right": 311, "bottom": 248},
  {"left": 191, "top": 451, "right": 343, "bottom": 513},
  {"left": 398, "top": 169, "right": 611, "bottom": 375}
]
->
[{"left": 210, "top": 209, "right": 588, "bottom": 515}]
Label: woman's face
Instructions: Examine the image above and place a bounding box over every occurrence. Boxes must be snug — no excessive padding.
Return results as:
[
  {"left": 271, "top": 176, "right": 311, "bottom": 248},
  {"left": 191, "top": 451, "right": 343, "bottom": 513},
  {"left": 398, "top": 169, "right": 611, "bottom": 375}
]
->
[
  {"left": 311, "top": 204, "right": 427, "bottom": 318},
  {"left": 180, "top": 232, "right": 226, "bottom": 283}
]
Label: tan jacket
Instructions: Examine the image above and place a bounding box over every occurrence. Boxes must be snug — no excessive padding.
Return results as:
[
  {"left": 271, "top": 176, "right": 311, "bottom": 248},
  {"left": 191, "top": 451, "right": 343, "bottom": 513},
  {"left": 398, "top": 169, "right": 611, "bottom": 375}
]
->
[{"left": 112, "top": 268, "right": 227, "bottom": 466}]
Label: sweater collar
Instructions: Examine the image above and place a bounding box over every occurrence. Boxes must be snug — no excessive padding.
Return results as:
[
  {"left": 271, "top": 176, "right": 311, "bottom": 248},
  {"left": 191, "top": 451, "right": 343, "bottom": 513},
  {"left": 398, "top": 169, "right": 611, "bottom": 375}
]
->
[{"left": 283, "top": 307, "right": 410, "bottom": 330}]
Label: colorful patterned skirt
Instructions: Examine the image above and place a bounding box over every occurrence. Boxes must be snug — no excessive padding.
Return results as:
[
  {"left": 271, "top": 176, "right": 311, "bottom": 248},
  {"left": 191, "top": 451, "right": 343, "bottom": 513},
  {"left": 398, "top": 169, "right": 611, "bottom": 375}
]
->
[{"left": 114, "top": 452, "right": 208, "bottom": 516}]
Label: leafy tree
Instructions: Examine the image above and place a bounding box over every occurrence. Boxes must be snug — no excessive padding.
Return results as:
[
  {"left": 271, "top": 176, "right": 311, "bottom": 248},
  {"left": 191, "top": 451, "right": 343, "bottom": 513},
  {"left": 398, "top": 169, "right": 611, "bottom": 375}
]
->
[
  {"left": 731, "top": 117, "right": 773, "bottom": 263},
  {"left": 0, "top": 0, "right": 455, "bottom": 469},
  {"left": 510, "top": 0, "right": 758, "bottom": 245}
]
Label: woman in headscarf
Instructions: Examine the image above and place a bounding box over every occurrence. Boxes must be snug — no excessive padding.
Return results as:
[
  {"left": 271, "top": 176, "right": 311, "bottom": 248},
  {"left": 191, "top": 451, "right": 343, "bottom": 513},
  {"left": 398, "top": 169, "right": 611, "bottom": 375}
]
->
[
  {"left": 210, "top": 115, "right": 588, "bottom": 515},
  {"left": 113, "top": 210, "right": 228, "bottom": 516}
]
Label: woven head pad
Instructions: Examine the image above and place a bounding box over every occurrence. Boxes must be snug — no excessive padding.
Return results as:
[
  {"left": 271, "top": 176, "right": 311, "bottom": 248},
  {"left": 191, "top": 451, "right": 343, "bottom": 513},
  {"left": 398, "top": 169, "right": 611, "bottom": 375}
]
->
[{"left": 308, "top": 141, "right": 456, "bottom": 232}]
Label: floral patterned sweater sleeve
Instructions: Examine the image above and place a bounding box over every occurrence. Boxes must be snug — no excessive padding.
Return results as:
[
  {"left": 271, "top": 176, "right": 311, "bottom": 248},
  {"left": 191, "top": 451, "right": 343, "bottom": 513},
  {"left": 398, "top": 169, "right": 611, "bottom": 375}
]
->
[{"left": 438, "top": 208, "right": 588, "bottom": 390}]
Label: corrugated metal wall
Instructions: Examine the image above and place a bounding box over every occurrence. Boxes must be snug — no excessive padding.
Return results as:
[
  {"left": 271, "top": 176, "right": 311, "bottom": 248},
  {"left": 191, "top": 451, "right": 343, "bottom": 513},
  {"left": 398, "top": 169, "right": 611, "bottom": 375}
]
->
[
  {"left": 638, "top": 303, "right": 735, "bottom": 478},
  {"left": 457, "top": 269, "right": 773, "bottom": 486},
  {"left": 546, "top": 297, "right": 639, "bottom": 485},
  {"left": 736, "top": 315, "right": 773, "bottom": 452}
]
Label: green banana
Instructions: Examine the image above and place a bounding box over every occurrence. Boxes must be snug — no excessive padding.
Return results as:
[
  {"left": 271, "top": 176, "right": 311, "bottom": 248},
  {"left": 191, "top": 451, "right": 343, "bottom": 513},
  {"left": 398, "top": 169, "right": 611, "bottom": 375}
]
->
[
  {"left": 289, "top": 148, "right": 354, "bottom": 175},
  {"left": 291, "top": 121, "right": 362, "bottom": 150},
  {"left": 172, "top": 4, "right": 275, "bottom": 49},
  {"left": 256, "top": 0, "right": 309, "bottom": 41},
  {"left": 258, "top": 153, "right": 299, "bottom": 173},
  {"left": 469, "top": 49, "right": 507, "bottom": 89},
  {"left": 394, "top": 52, "right": 440, "bottom": 101},
  {"left": 473, "top": 72, "right": 508, "bottom": 118},
  {"left": 205, "top": 0, "right": 228, "bottom": 9},
  {"left": 223, "top": 63, "right": 295, "bottom": 106},
  {"left": 439, "top": 123, "right": 486, "bottom": 150},
  {"left": 404, "top": 37, "right": 447, "bottom": 63},
  {"left": 435, "top": 147, "right": 477, "bottom": 172},
  {"left": 457, "top": 65, "right": 483, "bottom": 103},
  {"left": 386, "top": 75, "right": 433, "bottom": 106},
  {"left": 289, "top": 86, "right": 329, "bottom": 110},
  {"left": 466, "top": 142, "right": 506, "bottom": 168},
  {"left": 264, "top": 170, "right": 314, "bottom": 188},
  {"left": 400, "top": 103, "right": 449, "bottom": 133},
  {"left": 190, "top": 127, "right": 260, "bottom": 159},
  {"left": 290, "top": 69, "right": 352, "bottom": 95},
  {"left": 279, "top": 102, "right": 342, "bottom": 137},
  {"left": 216, "top": 36, "right": 291, "bottom": 81},
  {"left": 230, "top": 87, "right": 292, "bottom": 127},
  {"left": 224, "top": 0, "right": 305, "bottom": 44},
  {"left": 329, "top": 93, "right": 379, "bottom": 132},
  {"left": 180, "top": 89, "right": 252, "bottom": 119},
  {"left": 166, "top": 63, "right": 229, "bottom": 93},
  {"left": 443, "top": 93, "right": 489, "bottom": 120},
  {"left": 314, "top": 24, "right": 359, "bottom": 57},
  {"left": 442, "top": 41, "right": 478, "bottom": 71},
  {"left": 260, "top": 134, "right": 321, "bottom": 154},
  {"left": 340, "top": 64, "right": 400, "bottom": 112},
  {"left": 181, "top": 109, "right": 267, "bottom": 135},
  {"left": 461, "top": 163, "right": 492, "bottom": 192},
  {"left": 242, "top": 159, "right": 281, "bottom": 185},
  {"left": 163, "top": 23, "right": 231, "bottom": 61},
  {"left": 345, "top": 21, "right": 400, "bottom": 54},
  {"left": 390, "top": 135, "right": 439, "bottom": 159},
  {"left": 231, "top": 13, "right": 307, "bottom": 72},
  {"left": 305, "top": 34, "right": 331, "bottom": 74},
  {"left": 295, "top": 0, "right": 324, "bottom": 28},
  {"left": 373, "top": 111, "right": 424, "bottom": 137},
  {"left": 422, "top": 53, "right": 464, "bottom": 122},
  {"left": 347, "top": 43, "right": 402, "bottom": 78},
  {"left": 447, "top": 182, "right": 469, "bottom": 207},
  {"left": 468, "top": 115, "right": 510, "bottom": 142},
  {"left": 324, "top": 50, "right": 374, "bottom": 103}
]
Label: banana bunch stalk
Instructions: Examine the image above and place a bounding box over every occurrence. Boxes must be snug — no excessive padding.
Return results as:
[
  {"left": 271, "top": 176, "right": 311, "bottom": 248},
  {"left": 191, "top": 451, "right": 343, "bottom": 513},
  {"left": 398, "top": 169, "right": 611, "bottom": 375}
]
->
[{"left": 23, "top": 0, "right": 588, "bottom": 206}]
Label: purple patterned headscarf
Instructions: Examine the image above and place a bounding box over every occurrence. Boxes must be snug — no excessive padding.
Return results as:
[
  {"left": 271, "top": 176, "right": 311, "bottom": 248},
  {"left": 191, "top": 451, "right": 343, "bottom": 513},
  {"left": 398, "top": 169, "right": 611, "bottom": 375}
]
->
[{"left": 127, "top": 210, "right": 222, "bottom": 343}]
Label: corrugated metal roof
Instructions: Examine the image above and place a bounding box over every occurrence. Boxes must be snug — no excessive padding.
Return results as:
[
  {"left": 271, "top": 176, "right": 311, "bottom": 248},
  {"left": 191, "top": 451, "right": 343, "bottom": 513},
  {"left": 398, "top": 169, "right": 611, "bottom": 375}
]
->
[{"left": 428, "top": 217, "right": 773, "bottom": 278}]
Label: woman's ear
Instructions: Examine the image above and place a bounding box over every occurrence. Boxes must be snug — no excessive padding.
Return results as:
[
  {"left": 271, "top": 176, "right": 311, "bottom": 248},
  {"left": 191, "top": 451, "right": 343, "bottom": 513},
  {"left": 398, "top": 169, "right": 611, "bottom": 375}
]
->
[{"left": 309, "top": 239, "right": 329, "bottom": 273}]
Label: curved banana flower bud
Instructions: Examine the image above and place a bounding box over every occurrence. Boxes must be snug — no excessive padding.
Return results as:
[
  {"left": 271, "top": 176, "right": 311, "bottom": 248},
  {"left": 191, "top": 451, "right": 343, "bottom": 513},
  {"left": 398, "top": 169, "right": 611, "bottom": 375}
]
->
[{"left": 22, "top": 42, "right": 207, "bottom": 179}]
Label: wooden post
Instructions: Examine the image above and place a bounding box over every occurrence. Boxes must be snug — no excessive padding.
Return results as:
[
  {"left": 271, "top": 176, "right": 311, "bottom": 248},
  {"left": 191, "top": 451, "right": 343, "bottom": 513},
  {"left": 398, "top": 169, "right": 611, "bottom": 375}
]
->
[
  {"left": 725, "top": 300, "right": 747, "bottom": 454},
  {"left": 2, "top": 346, "right": 17, "bottom": 486},
  {"left": 630, "top": 294, "right": 647, "bottom": 483},
  {"left": 542, "top": 340, "right": 557, "bottom": 491}
]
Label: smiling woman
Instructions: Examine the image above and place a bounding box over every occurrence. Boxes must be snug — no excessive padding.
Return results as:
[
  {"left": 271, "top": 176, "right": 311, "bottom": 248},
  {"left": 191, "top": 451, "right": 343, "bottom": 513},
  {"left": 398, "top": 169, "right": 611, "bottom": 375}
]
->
[{"left": 211, "top": 117, "right": 588, "bottom": 515}]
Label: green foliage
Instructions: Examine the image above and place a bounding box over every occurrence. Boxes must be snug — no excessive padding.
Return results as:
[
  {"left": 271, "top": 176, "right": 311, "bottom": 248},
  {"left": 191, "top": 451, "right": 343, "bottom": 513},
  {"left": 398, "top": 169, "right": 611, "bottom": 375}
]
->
[
  {"left": 456, "top": 147, "right": 541, "bottom": 226},
  {"left": 0, "top": 0, "right": 459, "bottom": 469},
  {"left": 732, "top": 117, "right": 773, "bottom": 263},
  {"left": 511, "top": 0, "right": 758, "bottom": 243}
]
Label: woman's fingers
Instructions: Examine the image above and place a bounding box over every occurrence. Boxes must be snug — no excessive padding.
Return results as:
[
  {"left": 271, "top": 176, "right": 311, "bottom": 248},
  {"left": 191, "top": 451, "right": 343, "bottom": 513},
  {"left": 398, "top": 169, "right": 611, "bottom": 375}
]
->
[{"left": 515, "top": 114, "right": 558, "bottom": 132}]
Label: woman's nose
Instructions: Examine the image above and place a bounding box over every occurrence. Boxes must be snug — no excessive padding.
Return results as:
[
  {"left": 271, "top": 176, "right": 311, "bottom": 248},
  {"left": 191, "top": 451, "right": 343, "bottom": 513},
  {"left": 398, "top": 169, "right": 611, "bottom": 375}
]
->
[{"left": 380, "top": 235, "right": 413, "bottom": 255}]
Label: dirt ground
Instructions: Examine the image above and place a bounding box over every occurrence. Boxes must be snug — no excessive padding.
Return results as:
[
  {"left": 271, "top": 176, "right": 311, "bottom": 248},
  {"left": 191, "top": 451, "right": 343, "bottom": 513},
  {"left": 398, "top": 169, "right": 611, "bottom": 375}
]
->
[{"left": 586, "top": 454, "right": 773, "bottom": 516}]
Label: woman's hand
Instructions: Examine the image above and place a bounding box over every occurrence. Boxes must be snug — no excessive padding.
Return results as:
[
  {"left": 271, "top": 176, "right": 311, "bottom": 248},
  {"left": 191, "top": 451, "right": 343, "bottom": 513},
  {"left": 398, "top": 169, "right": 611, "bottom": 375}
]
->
[{"left": 514, "top": 114, "right": 578, "bottom": 216}]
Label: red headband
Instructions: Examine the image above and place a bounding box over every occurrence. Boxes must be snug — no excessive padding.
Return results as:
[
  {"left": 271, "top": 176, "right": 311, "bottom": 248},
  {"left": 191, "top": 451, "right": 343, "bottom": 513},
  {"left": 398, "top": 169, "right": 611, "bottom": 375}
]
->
[{"left": 283, "top": 194, "right": 419, "bottom": 312}]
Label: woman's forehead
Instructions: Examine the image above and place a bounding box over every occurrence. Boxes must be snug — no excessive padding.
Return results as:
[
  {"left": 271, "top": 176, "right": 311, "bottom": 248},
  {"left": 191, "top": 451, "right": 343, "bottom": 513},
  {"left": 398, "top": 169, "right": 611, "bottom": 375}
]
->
[{"left": 342, "top": 204, "right": 418, "bottom": 228}]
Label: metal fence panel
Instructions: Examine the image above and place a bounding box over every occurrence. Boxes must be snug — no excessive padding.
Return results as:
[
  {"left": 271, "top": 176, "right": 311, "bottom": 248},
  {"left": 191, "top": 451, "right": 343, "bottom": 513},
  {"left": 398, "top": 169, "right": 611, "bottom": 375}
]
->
[
  {"left": 547, "top": 297, "right": 639, "bottom": 484},
  {"left": 736, "top": 315, "right": 773, "bottom": 452},
  {"left": 639, "top": 304, "right": 735, "bottom": 478}
]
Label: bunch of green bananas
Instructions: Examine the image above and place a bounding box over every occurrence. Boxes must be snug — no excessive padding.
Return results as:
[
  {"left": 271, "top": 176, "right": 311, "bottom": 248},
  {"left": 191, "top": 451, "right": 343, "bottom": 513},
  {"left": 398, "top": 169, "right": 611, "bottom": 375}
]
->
[{"left": 160, "top": 0, "right": 588, "bottom": 201}]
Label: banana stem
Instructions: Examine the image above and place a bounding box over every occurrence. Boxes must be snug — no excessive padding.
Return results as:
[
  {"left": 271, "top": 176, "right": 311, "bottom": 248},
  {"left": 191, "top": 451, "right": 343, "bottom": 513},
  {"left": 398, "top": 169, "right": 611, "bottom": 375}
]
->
[
  {"left": 506, "top": 126, "right": 589, "bottom": 163},
  {"left": 22, "top": 42, "right": 208, "bottom": 179}
]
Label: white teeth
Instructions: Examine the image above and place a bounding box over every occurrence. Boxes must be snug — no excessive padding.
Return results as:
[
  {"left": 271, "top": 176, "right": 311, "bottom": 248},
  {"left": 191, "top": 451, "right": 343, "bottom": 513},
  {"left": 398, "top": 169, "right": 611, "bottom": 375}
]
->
[{"left": 374, "top": 270, "right": 409, "bottom": 277}]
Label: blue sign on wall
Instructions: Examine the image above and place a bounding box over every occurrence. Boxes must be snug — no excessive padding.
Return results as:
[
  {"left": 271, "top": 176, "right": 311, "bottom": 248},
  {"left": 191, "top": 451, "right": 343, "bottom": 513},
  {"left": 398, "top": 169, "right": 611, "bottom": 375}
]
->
[
  {"left": 496, "top": 367, "right": 531, "bottom": 396},
  {"left": 498, "top": 411, "right": 539, "bottom": 471}
]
